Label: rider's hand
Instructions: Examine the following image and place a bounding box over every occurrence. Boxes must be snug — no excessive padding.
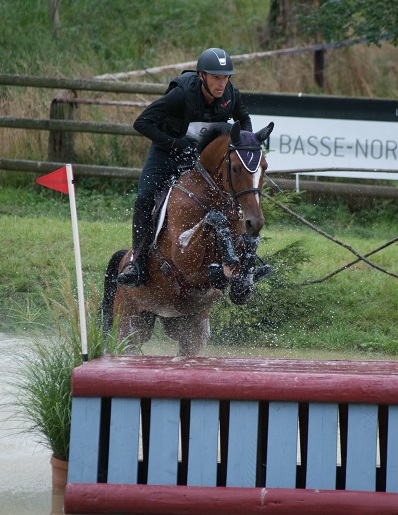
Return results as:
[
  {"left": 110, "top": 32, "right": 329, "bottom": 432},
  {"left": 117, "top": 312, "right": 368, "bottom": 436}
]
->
[{"left": 171, "top": 138, "right": 194, "bottom": 153}]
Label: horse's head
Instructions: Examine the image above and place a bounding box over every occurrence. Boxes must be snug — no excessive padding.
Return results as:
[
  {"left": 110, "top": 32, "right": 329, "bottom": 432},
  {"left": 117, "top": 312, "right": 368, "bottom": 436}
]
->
[{"left": 198, "top": 120, "right": 274, "bottom": 238}]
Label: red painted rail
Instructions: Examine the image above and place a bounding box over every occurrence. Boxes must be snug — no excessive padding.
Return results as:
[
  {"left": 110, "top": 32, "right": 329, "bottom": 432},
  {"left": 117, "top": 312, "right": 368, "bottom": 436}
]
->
[
  {"left": 65, "top": 355, "right": 398, "bottom": 514},
  {"left": 71, "top": 355, "right": 398, "bottom": 404},
  {"left": 64, "top": 483, "right": 398, "bottom": 514}
]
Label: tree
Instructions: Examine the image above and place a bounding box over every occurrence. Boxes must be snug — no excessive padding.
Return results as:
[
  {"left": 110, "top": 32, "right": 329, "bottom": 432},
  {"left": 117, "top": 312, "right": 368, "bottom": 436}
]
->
[
  {"left": 295, "top": 0, "right": 398, "bottom": 46},
  {"left": 265, "top": 0, "right": 320, "bottom": 48}
]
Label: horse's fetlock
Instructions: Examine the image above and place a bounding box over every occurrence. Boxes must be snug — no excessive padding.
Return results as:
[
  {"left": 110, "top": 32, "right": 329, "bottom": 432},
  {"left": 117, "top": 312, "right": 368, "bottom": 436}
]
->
[
  {"left": 243, "top": 233, "right": 260, "bottom": 253},
  {"left": 240, "top": 252, "right": 256, "bottom": 276}
]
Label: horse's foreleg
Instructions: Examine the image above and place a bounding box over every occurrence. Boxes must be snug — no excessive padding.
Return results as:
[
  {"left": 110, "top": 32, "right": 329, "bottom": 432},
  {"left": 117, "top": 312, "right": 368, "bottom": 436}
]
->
[
  {"left": 229, "top": 234, "right": 260, "bottom": 305},
  {"left": 204, "top": 210, "right": 239, "bottom": 269},
  {"left": 203, "top": 210, "right": 241, "bottom": 289},
  {"left": 174, "top": 210, "right": 238, "bottom": 287},
  {"left": 160, "top": 313, "right": 210, "bottom": 357}
]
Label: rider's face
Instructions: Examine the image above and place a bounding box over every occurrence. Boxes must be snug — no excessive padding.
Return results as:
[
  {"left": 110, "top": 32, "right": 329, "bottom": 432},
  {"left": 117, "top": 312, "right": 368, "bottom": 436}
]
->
[{"left": 200, "top": 73, "right": 230, "bottom": 99}]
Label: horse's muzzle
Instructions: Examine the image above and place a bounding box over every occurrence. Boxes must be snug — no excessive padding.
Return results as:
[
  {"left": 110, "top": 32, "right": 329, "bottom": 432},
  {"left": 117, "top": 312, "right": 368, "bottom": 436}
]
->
[{"left": 245, "top": 215, "right": 265, "bottom": 238}]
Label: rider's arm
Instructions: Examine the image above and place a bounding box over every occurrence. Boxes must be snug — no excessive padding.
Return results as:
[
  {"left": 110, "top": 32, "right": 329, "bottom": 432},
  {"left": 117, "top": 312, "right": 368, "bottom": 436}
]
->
[
  {"left": 133, "top": 87, "right": 186, "bottom": 151},
  {"left": 232, "top": 90, "right": 252, "bottom": 132}
]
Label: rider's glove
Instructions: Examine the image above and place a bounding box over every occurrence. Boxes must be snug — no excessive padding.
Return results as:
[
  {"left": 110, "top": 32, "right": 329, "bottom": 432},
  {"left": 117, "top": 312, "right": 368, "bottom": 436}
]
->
[{"left": 171, "top": 138, "right": 194, "bottom": 153}]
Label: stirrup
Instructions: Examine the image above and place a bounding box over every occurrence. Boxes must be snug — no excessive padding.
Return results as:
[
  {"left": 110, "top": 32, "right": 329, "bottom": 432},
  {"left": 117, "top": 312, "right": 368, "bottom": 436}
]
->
[
  {"left": 253, "top": 264, "right": 273, "bottom": 283},
  {"left": 117, "top": 262, "right": 147, "bottom": 288}
]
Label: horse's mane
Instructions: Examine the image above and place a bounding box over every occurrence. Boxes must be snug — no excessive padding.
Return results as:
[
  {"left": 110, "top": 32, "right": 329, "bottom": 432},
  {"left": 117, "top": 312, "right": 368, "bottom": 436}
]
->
[{"left": 197, "top": 122, "right": 232, "bottom": 154}]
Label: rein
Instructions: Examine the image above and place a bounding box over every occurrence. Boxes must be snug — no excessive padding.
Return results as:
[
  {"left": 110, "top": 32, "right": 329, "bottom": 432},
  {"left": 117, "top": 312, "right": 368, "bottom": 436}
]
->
[
  {"left": 174, "top": 160, "right": 239, "bottom": 217},
  {"left": 173, "top": 136, "right": 265, "bottom": 216}
]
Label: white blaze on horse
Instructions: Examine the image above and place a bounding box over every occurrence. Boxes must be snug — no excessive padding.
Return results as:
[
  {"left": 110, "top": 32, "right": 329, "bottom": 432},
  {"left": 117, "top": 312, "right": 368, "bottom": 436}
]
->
[{"left": 101, "top": 120, "right": 274, "bottom": 356}]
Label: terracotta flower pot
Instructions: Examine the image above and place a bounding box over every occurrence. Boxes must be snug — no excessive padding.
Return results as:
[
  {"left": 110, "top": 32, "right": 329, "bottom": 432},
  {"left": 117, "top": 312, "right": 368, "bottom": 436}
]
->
[{"left": 50, "top": 455, "right": 68, "bottom": 490}]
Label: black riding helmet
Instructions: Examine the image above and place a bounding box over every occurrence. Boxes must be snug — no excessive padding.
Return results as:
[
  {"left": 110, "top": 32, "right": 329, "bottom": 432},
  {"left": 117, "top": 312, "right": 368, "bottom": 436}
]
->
[{"left": 197, "top": 48, "right": 235, "bottom": 75}]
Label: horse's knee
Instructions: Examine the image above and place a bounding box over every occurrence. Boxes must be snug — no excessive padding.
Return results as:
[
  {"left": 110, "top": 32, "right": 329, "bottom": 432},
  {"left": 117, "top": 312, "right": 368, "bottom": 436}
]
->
[
  {"left": 204, "top": 210, "right": 239, "bottom": 268},
  {"left": 204, "top": 209, "right": 228, "bottom": 229}
]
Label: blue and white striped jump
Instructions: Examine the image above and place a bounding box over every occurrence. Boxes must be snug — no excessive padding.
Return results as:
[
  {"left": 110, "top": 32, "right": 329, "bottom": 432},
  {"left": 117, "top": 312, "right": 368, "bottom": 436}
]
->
[{"left": 64, "top": 355, "right": 398, "bottom": 514}]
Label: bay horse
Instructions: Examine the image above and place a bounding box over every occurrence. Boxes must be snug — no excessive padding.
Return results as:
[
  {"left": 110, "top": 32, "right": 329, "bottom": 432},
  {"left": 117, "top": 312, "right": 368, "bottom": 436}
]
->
[{"left": 101, "top": 120, "right": 274, "bottom": 356}]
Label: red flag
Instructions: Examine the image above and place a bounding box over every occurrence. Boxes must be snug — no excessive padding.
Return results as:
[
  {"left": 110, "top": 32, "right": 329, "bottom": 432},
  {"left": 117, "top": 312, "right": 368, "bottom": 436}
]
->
[{"left": 36, "top": 166, "right": 69, "bottom": 194}]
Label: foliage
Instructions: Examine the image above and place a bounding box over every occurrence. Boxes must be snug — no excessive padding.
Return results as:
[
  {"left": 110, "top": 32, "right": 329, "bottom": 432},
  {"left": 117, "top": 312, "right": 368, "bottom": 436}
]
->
[
  {"left": 0, "top": 0, "right": 270, "bottom": 75},
  {"left": 210, "top": 241, "right": 313, "bottom": 345},
  {"left": 7, "top": 276, "right": 127, "bottom": 461},
  {"left": 285, "top": 196, "right": 398, "bottom": 236},
  {"left": 295, "top": 0, "right": 398, "bottom": 46},
  {"left": 261, "top": 188, "right": 302, "bottom": 225}
]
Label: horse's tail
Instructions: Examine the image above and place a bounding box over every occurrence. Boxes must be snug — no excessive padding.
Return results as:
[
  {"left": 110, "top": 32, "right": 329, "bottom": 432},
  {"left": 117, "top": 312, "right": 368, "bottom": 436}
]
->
[{"left": 100, "top": 249, "right": 128, "bottom": 334}]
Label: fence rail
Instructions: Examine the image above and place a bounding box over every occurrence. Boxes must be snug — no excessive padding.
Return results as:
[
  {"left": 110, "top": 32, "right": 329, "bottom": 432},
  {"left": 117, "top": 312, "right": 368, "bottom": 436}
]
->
[
  {"left": 1, "top": 73, "right": 397, "bottom": 198},
  {"left": 0, "top": 158, "right": 141, "bottom": 179},
  {"left": 0, "top": 74, "right": 165, "bottom": 94},
  {"left": 0, "top": 116, "right": 139, "bottom": 136}
]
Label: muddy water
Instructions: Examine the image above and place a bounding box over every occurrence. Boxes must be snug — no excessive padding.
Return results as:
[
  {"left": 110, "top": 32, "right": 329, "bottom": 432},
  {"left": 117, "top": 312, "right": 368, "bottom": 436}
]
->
[
  {"left": 0, "top": 333, "right": 396, "bottom": 514},
  {"left": 0, "top": 334, "right": 53, "bottom": 514}
]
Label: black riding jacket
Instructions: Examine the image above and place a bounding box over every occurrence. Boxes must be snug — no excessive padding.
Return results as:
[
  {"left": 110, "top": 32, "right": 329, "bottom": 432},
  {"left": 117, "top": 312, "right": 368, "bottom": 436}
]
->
[{"left": 133, "top": 71, "right": 252, "bottom": 151}]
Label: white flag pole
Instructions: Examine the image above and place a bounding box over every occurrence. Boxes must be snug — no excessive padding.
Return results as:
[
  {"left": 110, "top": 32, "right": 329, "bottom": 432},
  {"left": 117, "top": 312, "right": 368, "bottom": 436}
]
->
[{"left": 66, "top": 164, "right": 88, "bottom": 362}]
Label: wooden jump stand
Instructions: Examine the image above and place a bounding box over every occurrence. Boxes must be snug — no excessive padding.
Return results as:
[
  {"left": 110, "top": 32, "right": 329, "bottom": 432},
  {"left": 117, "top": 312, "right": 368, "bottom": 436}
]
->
[{"left": 64, "top": 355, "right": 398, "bottom": 514}]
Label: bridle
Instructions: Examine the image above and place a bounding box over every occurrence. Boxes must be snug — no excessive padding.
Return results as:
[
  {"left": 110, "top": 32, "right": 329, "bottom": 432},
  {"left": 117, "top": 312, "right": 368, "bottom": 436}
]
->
[
  {"left": 173, "top": 134, "right": 268, "bottom": 216},
  {"left": 221, "top": 140, "right": 265, "bottom": 199}
]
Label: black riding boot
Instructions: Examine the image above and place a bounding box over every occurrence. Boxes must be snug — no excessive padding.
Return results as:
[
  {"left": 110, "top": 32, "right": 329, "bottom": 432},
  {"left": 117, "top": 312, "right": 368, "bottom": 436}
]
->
[{"left": 116, "top": 211, "right": 152, "bottom": 288}]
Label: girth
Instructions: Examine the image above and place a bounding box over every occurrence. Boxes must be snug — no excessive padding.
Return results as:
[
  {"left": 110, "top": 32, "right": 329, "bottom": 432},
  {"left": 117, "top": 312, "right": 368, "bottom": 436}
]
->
[{"left": 151, "top": 246, "right": 209, "bottom": 296}]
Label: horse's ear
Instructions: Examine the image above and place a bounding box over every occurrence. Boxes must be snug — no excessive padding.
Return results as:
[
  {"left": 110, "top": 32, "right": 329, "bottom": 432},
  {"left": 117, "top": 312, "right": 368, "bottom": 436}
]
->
[
  {"left": 230, "top": 120, "right": 241, "bottom": 146},
  {"left": 255, "top": 121, "right": 274, "bottom": 143}
]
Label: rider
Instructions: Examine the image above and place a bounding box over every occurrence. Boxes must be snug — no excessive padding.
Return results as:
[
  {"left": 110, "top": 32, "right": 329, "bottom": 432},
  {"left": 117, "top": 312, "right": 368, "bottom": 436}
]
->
[{"left": 117, "top": 48, "right": 253, "bottom": 287}]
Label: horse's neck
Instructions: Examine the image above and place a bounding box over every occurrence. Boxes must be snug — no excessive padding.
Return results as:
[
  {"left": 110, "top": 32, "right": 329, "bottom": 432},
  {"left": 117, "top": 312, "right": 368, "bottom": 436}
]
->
[{"left": 198, "top": 136, "right": 228, "bottom": 186}]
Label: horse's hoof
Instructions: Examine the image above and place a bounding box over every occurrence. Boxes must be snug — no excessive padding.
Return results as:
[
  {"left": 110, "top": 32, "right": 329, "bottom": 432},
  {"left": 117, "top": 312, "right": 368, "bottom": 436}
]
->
[
  {"left": 253, "top": 264, "right": 273, "bottom": 283},
  {"left": 229, "top": 285, "right": 253, "bottom": 305},
  {"left": 208, "top": 263, "right": 229, "bottom": 290}
]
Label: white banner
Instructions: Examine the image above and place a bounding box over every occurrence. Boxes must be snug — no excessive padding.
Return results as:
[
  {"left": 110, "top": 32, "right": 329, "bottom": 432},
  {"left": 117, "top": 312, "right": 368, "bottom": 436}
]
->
[{"left": 251, "top": 114, "right": 398, "bottom": 172}]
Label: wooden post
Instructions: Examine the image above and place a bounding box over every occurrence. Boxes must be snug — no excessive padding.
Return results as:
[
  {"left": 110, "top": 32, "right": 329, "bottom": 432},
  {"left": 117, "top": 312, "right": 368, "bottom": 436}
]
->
[
  {"left": 48, "top": 0, "right": 60, "bottom": 31},
  {"left": 314, "top": 48, "right": 325, "bottom": 88},
  {"left": 48, "top": 90, "right": 76, "bottom": 162}
]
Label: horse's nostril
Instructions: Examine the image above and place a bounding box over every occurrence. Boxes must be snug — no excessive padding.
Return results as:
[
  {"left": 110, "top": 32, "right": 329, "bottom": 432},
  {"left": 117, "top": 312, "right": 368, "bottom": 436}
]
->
[
  {"left": 245, "top": 217, "right": 264, "bottom": 237},
  {"left": 245, "top": 221, "right": 255, "bottom": 237}
]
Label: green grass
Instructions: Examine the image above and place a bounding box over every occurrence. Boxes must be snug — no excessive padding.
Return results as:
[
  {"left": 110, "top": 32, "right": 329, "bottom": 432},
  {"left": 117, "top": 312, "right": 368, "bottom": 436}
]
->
[
  {"left": 0, "top": 0, "right": 270, "bottom": 76},
  {"left": 267, "top": 226, "right": 398, "bottom": 353},
  {"left": 1, "top": 183, "right": 397, "bottom": 355},
  {"left": 1, "top": 0, "right": 398, "bottom": 356}
]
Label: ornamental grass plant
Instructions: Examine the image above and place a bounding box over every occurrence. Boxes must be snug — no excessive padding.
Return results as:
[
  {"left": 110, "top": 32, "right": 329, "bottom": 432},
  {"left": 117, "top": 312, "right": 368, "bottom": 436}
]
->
[{"left": 6, "top": 274, "right": 127, "bottom": 462}]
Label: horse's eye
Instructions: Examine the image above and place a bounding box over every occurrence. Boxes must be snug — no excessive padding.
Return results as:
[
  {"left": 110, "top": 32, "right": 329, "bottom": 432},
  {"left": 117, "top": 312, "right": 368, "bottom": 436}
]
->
[{"left": 231, "top": 165, "right": 240, "bottom": 174}]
